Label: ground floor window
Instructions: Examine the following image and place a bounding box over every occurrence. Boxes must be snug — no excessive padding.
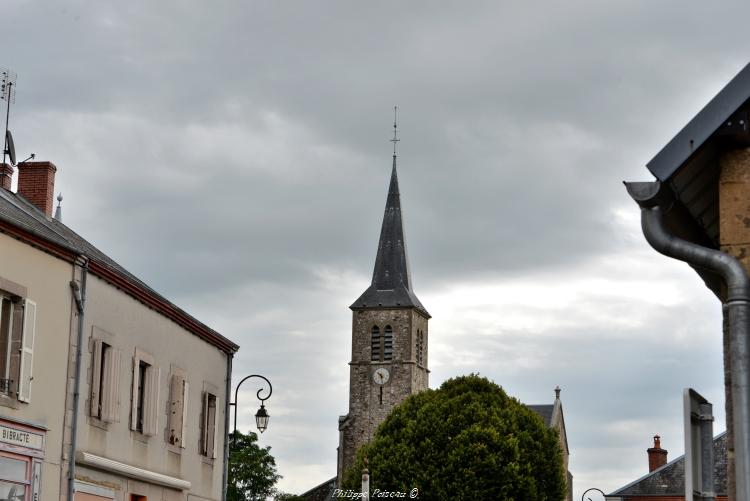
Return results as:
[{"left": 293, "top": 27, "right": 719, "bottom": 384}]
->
[{"left": 0, "top": 452, "right": 30, "bottom": 500}]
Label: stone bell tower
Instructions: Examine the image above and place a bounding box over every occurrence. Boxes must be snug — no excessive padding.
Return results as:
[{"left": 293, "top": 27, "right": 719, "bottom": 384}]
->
[{"left": 336, "top": 122, "right": 430, "bottom": 484}]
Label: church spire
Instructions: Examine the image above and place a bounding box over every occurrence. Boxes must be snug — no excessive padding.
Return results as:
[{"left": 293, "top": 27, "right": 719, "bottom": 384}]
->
[{"left": 351, "top": 110, "right": 429, "bottom": 317}]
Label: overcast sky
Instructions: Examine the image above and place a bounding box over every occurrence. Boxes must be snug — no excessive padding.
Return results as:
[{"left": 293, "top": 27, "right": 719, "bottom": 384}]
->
[{"left": 3, "top": 1, "right": 750, "bottom": 498}]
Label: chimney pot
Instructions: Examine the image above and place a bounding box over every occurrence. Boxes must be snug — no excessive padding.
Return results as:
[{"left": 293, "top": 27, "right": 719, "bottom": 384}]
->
[
  {"left": 647, "top": 434, "right": 668, "bottom": 472},
  {"left": 17, "top": 161, "right": 57, "bottom": 216}
]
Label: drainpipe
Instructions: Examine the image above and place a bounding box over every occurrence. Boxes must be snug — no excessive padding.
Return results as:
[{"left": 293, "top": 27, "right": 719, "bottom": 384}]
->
[
  {"left": 68, "top": 256, "right": 89, "bottom": 501},
  {"left": 626, "top": 181, "right": 750, "bottom": 500},
  {"left": 221, "top": 353, "right": 233, "bottom": 501}
]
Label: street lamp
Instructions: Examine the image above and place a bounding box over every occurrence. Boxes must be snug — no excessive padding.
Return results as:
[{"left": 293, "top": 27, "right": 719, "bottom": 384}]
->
[
  {"left": 581, "top": 487, "right": 606, "bottom": 501},
  {"left": 229, "top": 374, "right": 273, "bottom": 436}
]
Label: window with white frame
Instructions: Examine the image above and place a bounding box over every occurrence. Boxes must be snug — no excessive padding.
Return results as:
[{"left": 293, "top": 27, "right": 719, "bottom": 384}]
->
[
  {"left": 90, "top": 337, "right": 122, "bottom": 423},
  {"left": 130, "top": 349, "right": 160, "bottom": 436},
  {"left": 168, "top": 369, "right": 188, "bottom": 447},
  {"left": 0, "top": 292, "right": 35, "bottom": 403},
  {"left": 0, "top": 453, "right": 31, "bottom": 499},
  {"left": 201, "top": 391, "right": 218, "bottom": 458}
]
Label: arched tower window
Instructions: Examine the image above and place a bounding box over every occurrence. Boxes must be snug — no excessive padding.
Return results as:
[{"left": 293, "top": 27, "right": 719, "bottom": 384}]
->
[
  {"left": 371, "top": 326, "right": 381, "bottom": 361},
  {"left": 383, "top": 325, "right": 393, "bottom": 361}
]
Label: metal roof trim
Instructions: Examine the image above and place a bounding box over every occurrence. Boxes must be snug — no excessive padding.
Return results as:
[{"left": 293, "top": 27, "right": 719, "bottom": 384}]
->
[{"left": 647, "top": 62, "right": 750, "bottom": 182}]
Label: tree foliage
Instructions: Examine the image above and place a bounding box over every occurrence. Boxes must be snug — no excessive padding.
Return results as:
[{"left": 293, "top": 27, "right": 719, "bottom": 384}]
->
[
  {"left": 343, "top": 375, "right": 566, "bottom": 501},
  {"left": 228, "top": 430, "right": 282, "bottom": 501}
]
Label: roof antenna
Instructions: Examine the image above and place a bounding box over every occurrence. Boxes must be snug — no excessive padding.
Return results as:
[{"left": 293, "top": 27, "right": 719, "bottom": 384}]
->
[
  {"left": 390, "top": 105, "right": 399, "bottom": 157},
  {"left": 1, "top": 68, "right": 16, "bottom": 166}
]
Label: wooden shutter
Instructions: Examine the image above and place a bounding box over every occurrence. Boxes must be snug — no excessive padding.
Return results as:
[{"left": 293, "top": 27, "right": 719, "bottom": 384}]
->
[
  {"left": 181, "top": 380, "right": 189, "bottom": 448},
  {"left": 90, "top": 339, "right": 103, "bottom": 417},
  {"left": 101, "top": 347, "right": 121, "bottom": 423},
  {"left": 169, "top": 374, "right": 187, "bottom": 446},
  {"left": 212, "top": 395, "right": 219, "bottom": 458},
  {"left": 142, "top": 366, "right": 160, "bottom": 436},
  {"left": 201, "top": 392, "right": 218, "bottom": 457},
  {"left": 209, "top": 395, "right": 218, "bottom": 458},
  {"left": 130, "top": 357, "right": 140, "bottom": 431},
  {"left": 18, "top": 299, "right": 36, "bottom": 403},
  {"left": 201, "top": 392, "right": 209, "bottom": 455}
]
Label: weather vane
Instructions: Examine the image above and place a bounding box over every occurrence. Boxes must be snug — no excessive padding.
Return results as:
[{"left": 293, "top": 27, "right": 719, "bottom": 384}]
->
[{"left": 390, "top": 105, "right": 399, "bottom": 155}]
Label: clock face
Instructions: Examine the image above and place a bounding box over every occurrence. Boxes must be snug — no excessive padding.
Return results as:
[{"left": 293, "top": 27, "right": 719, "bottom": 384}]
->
[{"left": 373, "top": 367, "right": 390, "bottom": 385}]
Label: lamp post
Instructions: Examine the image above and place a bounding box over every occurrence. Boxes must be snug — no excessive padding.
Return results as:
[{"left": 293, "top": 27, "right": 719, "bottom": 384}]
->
[
  {"left": 581, "top": 487, "right": 606, "bottom": 501},
  {"left": 229, "top": 374, "right": 273, "bottom": 436}
]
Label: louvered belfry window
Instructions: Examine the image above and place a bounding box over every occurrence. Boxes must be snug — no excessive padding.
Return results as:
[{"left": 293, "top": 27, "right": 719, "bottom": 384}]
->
[
  {"left": 383, "top": 325, "right": 393, "bottom": 361},
  {"left": 371, "top": 326, "right": 381, "bottom": 361},
  {"left": 416, "top": 329, "right": 424, "bottom": 366}
]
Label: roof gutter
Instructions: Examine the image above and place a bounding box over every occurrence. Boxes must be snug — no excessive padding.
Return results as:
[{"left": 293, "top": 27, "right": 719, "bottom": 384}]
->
[
  {"left": 68, "top": 255, "right": 89, "bottom": 501},
  {"left": 221, "top": 353, "right": 232, "bottom": 501},
  {"left": 625, "top": 180, "right": 750, "bottom": 499}
]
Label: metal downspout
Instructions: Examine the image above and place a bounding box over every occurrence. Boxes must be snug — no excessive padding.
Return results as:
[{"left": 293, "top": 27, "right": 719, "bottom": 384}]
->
[
  {"left": 626, "top": 182, "right": 750, "bottom": 499},
  {"left": 222, "top": 353, "right": 233, "bottom": 501},
  {"left": 68, "top": 256, "right": 88, "bottom": 501}
]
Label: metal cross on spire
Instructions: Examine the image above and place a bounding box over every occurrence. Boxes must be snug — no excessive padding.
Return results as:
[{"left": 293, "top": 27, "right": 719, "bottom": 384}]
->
[{"left": 390, "top": 105, "right": 399, "bottom": 156}]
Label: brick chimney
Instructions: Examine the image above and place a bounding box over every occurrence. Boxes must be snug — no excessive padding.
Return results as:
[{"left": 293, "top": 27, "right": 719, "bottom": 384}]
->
[
  {"left": 17, "top": 161, "right": 57, "bottom": 216},
  {"left": 0, "top": 163, "right": 12, "bottom": 190},
  {"left": 647, "top": 435, "right": 668, "bottom": 472}
]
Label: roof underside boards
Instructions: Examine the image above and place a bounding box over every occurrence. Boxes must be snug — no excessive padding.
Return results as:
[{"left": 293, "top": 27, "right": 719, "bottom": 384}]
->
[
  {"left": 351, "top": 157, "right": 429, "bottom": 317},
  {"left": 609, "top": 433, "right": 727, "bottom": 497},
  {"left": 0, "top": 188, "right": 238, "bottom": 354}
]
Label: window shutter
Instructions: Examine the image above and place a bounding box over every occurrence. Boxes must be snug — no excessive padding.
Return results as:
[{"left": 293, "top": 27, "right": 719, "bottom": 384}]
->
[
  {"left": 169, "top": 374, "right": 186, "bottom": 446},
  {"left": 90, "top": 339, "right": 103, "bottom": 417},
  {"left": 211, "top": 395, "right": 219, "bottom": 459},
  {"left": 142, "top": 366, "right": 160, "bottom": 436},
  {"left": 201, "top": 392, "right": 209, "bottom": 455},
  {"left": 180, "top": 380, "right": 189, "bottom": 449},
  {"left": 18, "top": 299, "right": 36, "bottom": 403},
  {"left": 130, "top": 357, "right": 139, "bottom": 431},
  {"left": 101, "top": 347, "right": 121, "bottom": 423}
]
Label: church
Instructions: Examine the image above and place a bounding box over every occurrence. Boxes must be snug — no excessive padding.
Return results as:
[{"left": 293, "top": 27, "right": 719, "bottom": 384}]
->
[{"left": 302, "top": 128, "right": 571, "bottom": 500}]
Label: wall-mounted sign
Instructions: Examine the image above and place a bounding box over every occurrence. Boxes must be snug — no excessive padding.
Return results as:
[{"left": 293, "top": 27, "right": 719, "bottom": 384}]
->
[{"left": 0, "top": 425, "right": 43, "bottom": 450}]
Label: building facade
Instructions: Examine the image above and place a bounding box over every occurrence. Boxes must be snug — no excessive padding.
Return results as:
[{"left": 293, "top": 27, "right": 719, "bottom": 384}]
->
[{"left": 0, "top": 160, "right": 238, "bottom": 501}]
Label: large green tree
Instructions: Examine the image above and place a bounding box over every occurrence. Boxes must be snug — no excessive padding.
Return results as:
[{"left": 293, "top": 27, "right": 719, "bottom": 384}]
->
[
  {"left": 227, "top": 430, "right": 282, "bottom": 501},
  {"left": 344, "top": 375, "right": 566, "bottom": 501}
]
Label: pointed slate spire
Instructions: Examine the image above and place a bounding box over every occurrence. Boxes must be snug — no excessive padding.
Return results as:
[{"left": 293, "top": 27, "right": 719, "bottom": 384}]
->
[{"left": 351, "top": 153, "right": 429, "bottom": 317}]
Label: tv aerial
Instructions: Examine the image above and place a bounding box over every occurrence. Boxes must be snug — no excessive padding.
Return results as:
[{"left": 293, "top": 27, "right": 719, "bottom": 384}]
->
[
  {"left": 1, "top": 68, "right": 32, "bottom": 167},
  {"left": 1, "top": 68, "right": 16, "bottom": 166}
]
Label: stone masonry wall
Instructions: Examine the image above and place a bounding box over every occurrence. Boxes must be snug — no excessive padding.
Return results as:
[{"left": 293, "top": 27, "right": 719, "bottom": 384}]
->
[{"left": 338, "top": 307, "right": 429, "bottom": 483}]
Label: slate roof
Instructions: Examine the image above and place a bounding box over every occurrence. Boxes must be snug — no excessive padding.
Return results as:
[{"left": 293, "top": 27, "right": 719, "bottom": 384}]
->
[
  {"left": 608, "top": 433, "right": 727, "bottom": 497},
  {"left": 528, "top": 404, "right": 554, "bottom": 426},
  {"left": 300, "top": 476, "right": 336, "bottom": 501},
  {"left": 351, "top": 156, "right": 429, "bottom": 317},
  {"left": 0, "top": 185, "right": 238, "bottom": 353}
]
